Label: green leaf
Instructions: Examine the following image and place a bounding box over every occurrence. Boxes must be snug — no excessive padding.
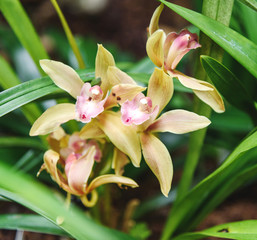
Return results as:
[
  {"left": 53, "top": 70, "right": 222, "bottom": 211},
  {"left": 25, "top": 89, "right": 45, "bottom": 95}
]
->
[
  {"left": 0, "top": 0, "right": 49, "bottom": 74},
  {"left": 0, "top": 55, "right": 42, "bottom": 124},
  {"left": 0, "top": 214, "right": 69, "bottom": 237},
  {"left": 0, "top": 70, "right": 95, "bottom": 117},
  {"left": 200, "top": 55, "right": 257, "bottom": 116},
  {"left": 0, "top": 162, "right": 136, "bottom": 240},
  {"left": 161, "top": 130, "right": 257, "bottom": 240},
  {"left": 159, "top": 0, "right": 257, "bottom": 79},
  {"left": 173, "top": 220, "right": 257, "bottom": 240},
  {"left": 0, "top": 137, "right": 46, "bottom": 151},
  {"left": 238, "top": 0, "right": 257, "bottom": 12}
]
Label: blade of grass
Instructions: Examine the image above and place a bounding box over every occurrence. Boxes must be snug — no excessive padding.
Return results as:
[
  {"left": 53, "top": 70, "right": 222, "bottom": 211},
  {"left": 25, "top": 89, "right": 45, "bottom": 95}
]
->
[
  {"left": 0, "top": 55, "right": 42, "bottom": 124},
  {"left": 0, "top": 0, "right": 49, "bottom": 75},
  {"left": 0, "top": 214, "right": 69, "bottom": 237},
  {"left": 173, "top": 220, "right": 257, "bottom": 240},
  {"left": 0, "top": 137, "right": 45, "bottom": 151}
]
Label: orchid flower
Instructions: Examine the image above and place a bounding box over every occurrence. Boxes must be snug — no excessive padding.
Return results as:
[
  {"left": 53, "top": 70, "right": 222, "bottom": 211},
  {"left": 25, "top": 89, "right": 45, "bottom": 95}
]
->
[
  {"left": 146, "top": 4, "right": 225, "bottom": 113},
  {"left": 120, "top": 68, "right": 211, "bottom": 196},
  {"left": 39, "top": 128, "right": 138, "bottom": 207},
  {"left": 30, "top": 44, "right": 145, "bottom": 136}
]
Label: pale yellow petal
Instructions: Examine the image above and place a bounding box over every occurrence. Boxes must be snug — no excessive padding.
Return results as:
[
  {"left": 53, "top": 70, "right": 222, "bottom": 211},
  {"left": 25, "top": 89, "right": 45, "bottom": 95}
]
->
[
  {"left": 51, "top": 127, "right": 66, "bottom": 141},
  {"left": 105, "top": 84, "right": 146, "bottom": 109},
  {"left": 86, "top": 174, "right": 138, "bottom": 194},
  {"left": 79, "top": 120, "right": 106, "bottom": 139},
  {"left": 95, "top": 44, "right": 115, "bottom": 94},
  {"left": 107, "top": 66, "right": 136, "bottom": 86},
  {"left": 68, "top": 146, "right": 96, "bottom": 195},
  {"left": 140, "top": 132, "right": 173, "bottom": 197},
  {"left": 148, "top": 110, "right": 211, "bottom": 134},
  {"left": 148, "top": 4, "right": 164, "bottom": 36},
  {"left": 30, "top": 103, "right": 76, "bottom": 136},
  {"left": 169, "top": 71, "right": 213, "bottom": 91},
  {"left": 43, "top": 150, "right": 74, "bottom": 194},
  {"left": 112, "top": 148, "right": 130, "bottom": 176},
  {"left": 170, "top": 71, "right": 225, "bottom": 113},
  {"left": 146, "top": 29, "right": 165, "bottom": 67},
  {"left": 97, "top": 111, "right": 141, "bottom": 167},
  {"left": 40, "top": 60, "right": 84, "bottom": 99},
  {"left": 193, "top": 84, "right": 225, "bottom": 113},
  {"left": 147, "top": 68, "right": 173, "bottom": 115}
]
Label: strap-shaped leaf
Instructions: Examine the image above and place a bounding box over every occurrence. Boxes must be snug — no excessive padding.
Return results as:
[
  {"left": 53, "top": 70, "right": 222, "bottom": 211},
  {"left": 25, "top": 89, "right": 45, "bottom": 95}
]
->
[
  {"left": 0, "top": 214, "right": 68, "bottom": 237},
  {"left": 159, "top": 0, "right": 257, "bottom": 80},
  {"left": 238, "top": 0, "right": 257, "bottom": 12},
  {"left": 162, "top": 130, "right": 257, "bottom": 239},
  {"left": 0, "top": 70, "right": 95, "bottom": 117},
  {"left": 0, "top": 0, "right": 49, "bottom": 74},
  {"left": 173, "top": 220, "right": 257, "bottom": 240}
]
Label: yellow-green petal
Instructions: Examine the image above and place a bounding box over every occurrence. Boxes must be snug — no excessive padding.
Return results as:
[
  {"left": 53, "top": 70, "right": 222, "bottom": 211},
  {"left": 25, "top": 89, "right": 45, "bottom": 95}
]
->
[
  {"left": 30, "top": 103, "right": 76, "bottom": 136},
  {"left": 107, "top": 66, "right": 136, "bottom": 86},
  {"left": 97, "top": 111, "right": 141, "bottom": 167},
  {"left": 43, "top": 150, "right": 74, "bottom": 194},
  {"left": 40, "top": 59, "right": 84, "bottom": 99},
  {"left": 86, "top": 174, "right": 138, "bottom": 194},
  {"left": 79, "top": 120, "right": 106, "bottom": 139},
  {"left": 105, "top": 84, "right": 146, "bottom": 109},
  {"left": 95, "top": 44, "right": 115, "bottom": 95},
  {"left": 112, "top": 148, "right": 130, "bottom": 176},
  {"left": 148, "top": 4, "right": 164, "bottom": 36},
  {"left": 147, "top": 68, "right": 173, "bottom": 115},
  {"left": 193, "top": 84, "right": 225, "bottom": 113},
  {"left": 148, "top": 110, "right": 211, "bottom": 134},
  {"left": 146, "top": 29, "right": 165, "bottom": 67},
  {"left": 140, "top": 132, "right": 173, "bottom": 197}
]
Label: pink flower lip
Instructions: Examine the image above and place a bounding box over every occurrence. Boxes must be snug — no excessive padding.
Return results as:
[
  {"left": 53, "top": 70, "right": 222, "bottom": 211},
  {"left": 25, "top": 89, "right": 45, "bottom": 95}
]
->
[
  {"left": 75, "top": 83, "right": 108, "bottom": 123},
  {"left": 164, "top": 29, "right": 201, "bottom": 71},
  {"left": 121, "top": 93, "right": 157, "bottom": 126}
]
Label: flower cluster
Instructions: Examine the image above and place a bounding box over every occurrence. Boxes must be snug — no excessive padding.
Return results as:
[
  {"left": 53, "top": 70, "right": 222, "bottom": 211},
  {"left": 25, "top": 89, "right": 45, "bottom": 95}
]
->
[{"left": 30, "top": 4, "right": 224, "bottom": 207}]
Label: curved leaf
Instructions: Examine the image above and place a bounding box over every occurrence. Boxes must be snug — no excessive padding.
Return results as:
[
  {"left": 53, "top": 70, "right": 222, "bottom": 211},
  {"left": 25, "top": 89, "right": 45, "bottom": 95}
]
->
[{"left": 159, "top": 0, "right": 257, "bottom": 79}]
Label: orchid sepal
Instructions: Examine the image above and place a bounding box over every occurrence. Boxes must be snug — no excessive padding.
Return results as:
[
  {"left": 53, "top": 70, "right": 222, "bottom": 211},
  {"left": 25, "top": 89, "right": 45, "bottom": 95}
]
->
[
  {"left": 140, "top": 132, "right": 173, "bottom": 197},
  {"left": 147, "top": 109, "right": 211, "bottom": 134},
  {"left": 40, "top": 59, "right": 84, "bottom": 99},
  {"left": 29, "top": 103, "right": 76, "bottom": 136}
]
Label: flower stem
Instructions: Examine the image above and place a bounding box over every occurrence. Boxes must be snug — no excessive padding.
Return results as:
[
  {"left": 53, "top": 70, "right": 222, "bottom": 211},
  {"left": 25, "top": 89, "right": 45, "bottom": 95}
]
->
[{"left": 50, "top": 0, "right": 86, "bottom": 69}]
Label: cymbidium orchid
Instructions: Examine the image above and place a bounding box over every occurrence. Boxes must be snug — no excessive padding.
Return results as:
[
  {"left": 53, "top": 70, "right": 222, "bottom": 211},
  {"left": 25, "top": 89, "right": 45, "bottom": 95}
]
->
[
  {"left": 39, "top": 128, "right": 138, "bottom": 207},
  {"left": 120, "top": 68, "right": 211, "bottom": 196},
  {"left": 30, "top": 44, "right": 145, "bottom": 136},
  {"left": 146, "top": 4, "right": 225, "bottom": 113}
]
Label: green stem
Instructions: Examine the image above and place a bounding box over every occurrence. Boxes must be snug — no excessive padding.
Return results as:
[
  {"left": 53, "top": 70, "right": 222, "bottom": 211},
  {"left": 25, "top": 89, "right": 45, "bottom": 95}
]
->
[
  {"left": 176, "top": 0, "right": 234, "bottom": 203},
  {"left": 50, "top": 0, "right": 86, "bottom": 69},
  {"left": 161, "top": 1, "right": 234, "bottom": 239}
]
